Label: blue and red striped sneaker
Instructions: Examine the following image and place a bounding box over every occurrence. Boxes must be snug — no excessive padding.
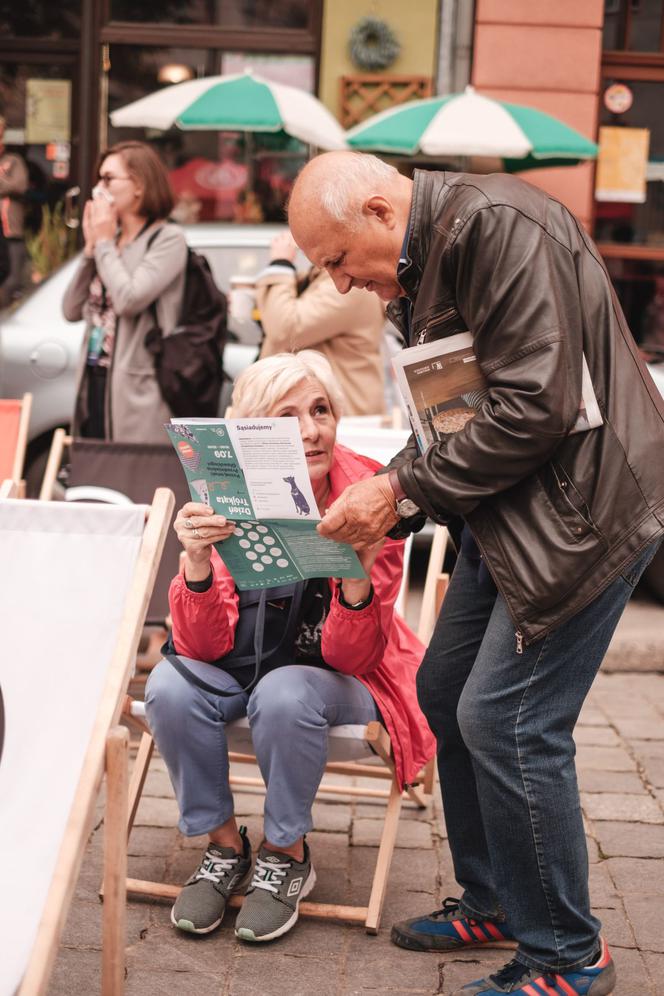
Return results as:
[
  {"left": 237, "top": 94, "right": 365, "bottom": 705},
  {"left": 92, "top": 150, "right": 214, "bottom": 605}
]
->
[
  {"left": 451, "top": 939, "right": 616, "bottom": 995},
  {"left": 391, "top": 896, "right": 515, "bottom": 952}
]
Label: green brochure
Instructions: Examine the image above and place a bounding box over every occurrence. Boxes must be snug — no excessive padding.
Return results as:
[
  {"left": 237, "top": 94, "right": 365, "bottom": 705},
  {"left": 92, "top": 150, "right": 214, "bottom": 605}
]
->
[{"left": 166, "top": 418, "right": 366, "bottom": 590}]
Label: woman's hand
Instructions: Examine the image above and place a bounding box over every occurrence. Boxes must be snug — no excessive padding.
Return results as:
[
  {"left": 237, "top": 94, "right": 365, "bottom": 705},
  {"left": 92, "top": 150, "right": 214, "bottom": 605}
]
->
[
  {"left": 340, "top": 540, "right": 384, "bottom": 606},
  {"left": 82, "top": 200, "right": 96, "bottom": 257},
  {"left": 269, "top": 229, "right": 297, "bottom": 262},
  {"left": 174, "top": 502, "right": 237, "bottom": 582},
  {"left": 88, "top": 194, "right": 118, "bottom": 243}
]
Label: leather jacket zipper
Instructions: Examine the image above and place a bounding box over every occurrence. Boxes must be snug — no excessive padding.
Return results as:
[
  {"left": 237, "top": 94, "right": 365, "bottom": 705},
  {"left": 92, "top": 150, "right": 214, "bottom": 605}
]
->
[
  {"left": 416, "top": 305, "right": 458, "bottom": 345},
  {"left": 515, "top": 631, "right": 523, "bottom": 655}
]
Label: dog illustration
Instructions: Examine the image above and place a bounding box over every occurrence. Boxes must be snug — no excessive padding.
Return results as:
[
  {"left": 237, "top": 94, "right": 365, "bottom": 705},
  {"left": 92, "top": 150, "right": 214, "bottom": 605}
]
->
[{"left": 283, "top": 476, "right": 310, "bottom": 516}]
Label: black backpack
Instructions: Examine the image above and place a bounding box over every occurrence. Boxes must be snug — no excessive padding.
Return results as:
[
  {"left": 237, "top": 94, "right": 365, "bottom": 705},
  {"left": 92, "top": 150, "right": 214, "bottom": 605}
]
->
[{"left": 144, "top": 228, "right": 228, "bottom": 418}]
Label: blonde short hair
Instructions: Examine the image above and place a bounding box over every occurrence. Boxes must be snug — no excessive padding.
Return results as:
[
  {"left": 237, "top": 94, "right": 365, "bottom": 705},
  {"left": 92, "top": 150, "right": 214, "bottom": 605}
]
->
[{"left": 230, "top": 351, "right": 345, "bottom": 420}]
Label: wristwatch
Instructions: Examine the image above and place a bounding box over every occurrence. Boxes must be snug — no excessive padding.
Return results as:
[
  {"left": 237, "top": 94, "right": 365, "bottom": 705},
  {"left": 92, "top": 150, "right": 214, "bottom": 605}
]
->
[{"left": 388, "top": 468, "right": 420, "bottom": 519}]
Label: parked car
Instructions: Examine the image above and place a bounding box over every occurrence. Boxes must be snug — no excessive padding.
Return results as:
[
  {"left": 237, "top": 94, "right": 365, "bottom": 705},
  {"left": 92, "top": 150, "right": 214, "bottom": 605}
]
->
[{"left": 0, "top": 223, "right": 293, "bottom": 492}]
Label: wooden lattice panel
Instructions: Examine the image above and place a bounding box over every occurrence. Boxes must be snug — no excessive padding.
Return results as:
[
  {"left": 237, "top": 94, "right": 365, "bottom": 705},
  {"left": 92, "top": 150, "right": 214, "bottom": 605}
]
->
[{"left": 340, "top": 74, "right": 433, "bottom": 129}]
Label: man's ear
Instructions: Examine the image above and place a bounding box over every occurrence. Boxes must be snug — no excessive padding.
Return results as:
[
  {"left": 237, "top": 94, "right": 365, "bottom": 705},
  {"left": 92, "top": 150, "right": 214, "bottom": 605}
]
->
[{"left": 363, "top": 195, "right": 396, "bottom": 228}]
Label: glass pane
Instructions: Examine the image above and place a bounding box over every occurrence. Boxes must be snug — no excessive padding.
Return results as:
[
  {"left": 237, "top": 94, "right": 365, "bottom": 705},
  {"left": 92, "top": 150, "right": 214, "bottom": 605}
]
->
[
  {"left": 628, "top": 0, "right": 663, "bottom": 50},
  {"left": 107, "top": 45, "right": 308, "bottom": 228},
  {"left": 109, "top": 0, "right": 312, "bottom": 29},
  {"left": 603, "top": 0, "right": 626, "bottom": 49},
  {"left": 0, "top": 0, "right": 81, "bottom": 38},
  {"left": 0, "top": 62, "right": 78, "bottom": 305}
]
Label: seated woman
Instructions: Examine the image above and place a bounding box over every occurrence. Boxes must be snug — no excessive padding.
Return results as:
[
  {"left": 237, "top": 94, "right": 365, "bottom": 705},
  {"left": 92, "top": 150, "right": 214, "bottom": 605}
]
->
[{"left": 146, "top": 350, "right": 435, "bottom": 943}]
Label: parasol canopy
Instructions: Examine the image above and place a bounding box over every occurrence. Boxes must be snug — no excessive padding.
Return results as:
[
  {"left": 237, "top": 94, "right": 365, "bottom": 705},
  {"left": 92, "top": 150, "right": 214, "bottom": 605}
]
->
[
  {"left": 346, "top": 86, "right": 597, "bottom": 171},
  {"left": 110, "top": 71, "right": 347, "bottom": 150}
]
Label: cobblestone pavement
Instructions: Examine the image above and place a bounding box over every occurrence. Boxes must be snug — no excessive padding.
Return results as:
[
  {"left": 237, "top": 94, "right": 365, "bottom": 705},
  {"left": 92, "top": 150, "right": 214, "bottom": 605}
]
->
[{"left": 48, "top": 671, "right": 664, "bottom": 996}]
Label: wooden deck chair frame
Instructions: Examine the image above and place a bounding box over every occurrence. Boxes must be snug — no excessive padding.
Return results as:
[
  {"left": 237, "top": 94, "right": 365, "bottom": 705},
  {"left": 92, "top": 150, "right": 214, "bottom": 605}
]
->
[
  {"left": 7, "top": 486, "right": 174, "bottom": 996},
  {"left": 117, "top": 524, "right": 450, "bottom": 935},
  {"left": 0, "top": 392, "right": 32, "bottom": 496}
]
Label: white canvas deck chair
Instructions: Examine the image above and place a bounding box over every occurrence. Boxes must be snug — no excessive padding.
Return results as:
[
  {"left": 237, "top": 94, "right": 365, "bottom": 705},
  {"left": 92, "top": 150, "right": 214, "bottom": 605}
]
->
[{"left": 0, "top": 481, "right": 173, "bottom": 995}]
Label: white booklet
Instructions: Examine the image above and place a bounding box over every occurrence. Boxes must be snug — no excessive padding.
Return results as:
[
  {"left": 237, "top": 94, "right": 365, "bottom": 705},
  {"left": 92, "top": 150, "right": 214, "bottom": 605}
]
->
[
  {"left": 392, "top": 332, "right": 602, "bottom": 453},
  {"left": 166, "top": 417, "right": 365, "bottom": 590}
]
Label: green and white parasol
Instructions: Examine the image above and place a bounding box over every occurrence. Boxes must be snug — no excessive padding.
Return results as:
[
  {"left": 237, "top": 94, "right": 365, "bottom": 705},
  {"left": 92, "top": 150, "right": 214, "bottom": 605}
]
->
[{"left": 346, "top": 86, "right": 597, "bottom": 171}]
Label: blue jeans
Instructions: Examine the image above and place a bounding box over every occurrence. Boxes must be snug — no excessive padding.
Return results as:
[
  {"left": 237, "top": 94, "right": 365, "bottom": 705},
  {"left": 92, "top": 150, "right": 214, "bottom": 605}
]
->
[
  {"left": 145, "top": 660, "right": 378, "bottom": 848},
  {"left": 416, "top": 538, "right": 661, "bottom": 974}
]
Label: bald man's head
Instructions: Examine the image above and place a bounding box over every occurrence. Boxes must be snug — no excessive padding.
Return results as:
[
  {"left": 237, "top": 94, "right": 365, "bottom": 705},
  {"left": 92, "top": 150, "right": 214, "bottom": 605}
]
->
[{"left": 288, "top": 151, "right": 412, "bottom": 302}]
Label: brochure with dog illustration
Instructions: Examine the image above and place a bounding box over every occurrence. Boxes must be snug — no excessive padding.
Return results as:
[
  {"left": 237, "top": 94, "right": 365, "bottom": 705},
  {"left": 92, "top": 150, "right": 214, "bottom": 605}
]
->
[
  {"left": 392, "top": 332, "right": 603, "bottom": 453},
  {"left": 166, "top": 417, "right": 365, "bottom": 589}
]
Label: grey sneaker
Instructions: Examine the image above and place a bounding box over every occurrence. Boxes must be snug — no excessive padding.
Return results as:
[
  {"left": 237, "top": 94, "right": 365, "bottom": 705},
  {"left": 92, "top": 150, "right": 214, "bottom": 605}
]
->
[
  {"left": 171, "top": 826, "right": 252, "bottom": 934},
  {"left": 235, "top": 839, "right": 316, "bottom": 942}
]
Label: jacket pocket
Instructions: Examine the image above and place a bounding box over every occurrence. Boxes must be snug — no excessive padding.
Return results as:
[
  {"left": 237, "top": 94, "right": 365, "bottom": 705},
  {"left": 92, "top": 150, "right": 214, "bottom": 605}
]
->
[
  {"left": 538, "top": 462, "right": 606, "bottom": 546},
  {"left": 412, "top": 304, "right": 466, "bottom": 345}
]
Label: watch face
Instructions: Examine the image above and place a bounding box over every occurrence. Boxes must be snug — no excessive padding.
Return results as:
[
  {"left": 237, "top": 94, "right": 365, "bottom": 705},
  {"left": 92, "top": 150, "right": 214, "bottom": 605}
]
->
[{"left": 397, "top": 498, "right": 419, "bottom": 518}]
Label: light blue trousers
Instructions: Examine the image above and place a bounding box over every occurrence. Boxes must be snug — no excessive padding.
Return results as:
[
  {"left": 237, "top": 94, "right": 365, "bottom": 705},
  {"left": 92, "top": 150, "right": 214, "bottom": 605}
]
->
[{"left": 145, "top": 658, "right": 378, "bottom": 848}]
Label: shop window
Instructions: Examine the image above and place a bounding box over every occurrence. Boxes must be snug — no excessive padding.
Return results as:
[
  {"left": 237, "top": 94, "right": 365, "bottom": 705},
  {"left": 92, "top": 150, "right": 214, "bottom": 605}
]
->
[
  {"left": 107, "top": 45, "right": 312, "bottom": 223},
  {"left": 0, "top": 1, "right": 81, "bottom": 38},
  {"left": 594, "top": 79, "right": 664, "bottom": 249},
  {"left": 603, "top": 0, "right": 664, "bottom": 52},
  {"left": 108, "top": 0, "right": 311, "bottom": 29}
]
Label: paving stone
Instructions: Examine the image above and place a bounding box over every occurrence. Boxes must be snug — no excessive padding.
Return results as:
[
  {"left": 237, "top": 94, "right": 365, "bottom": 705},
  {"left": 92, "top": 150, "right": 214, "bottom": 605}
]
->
[
  {"left": 575, "top": 745, "right": 637, "bottom": 772},
  {"left": 126, "top": 854, "right": 168, "bottom": 885},
  {"left": 351, "top": 817, "right": 433, "bottom": 850},
  {"left": 586, "top": 835, "right": 601, "bottom": 864},
  {"left": 578, "top": 769, "right": 646, "bottom": 794},
  {"left": 581, "top": 791, "right": 663, "bottom": 824},
  {"left": 133, "top": 796, "right": 180, "bottom": 828},
  {"left": 142, "top": 767, "right": 175, "bottom": 798},
  {"left": 344, "top": 927, "right": 446, "bottom": 993},
  {"left": 605, "top": 856, "right": 664, "bottom": 896},
  {"left": 608, "top": 946, "right": 656, "bottom": 996},
  {"left": 622, "top": 894, "right": 664, "bottom": 952},
  {"left": 574, "top": 725, "right": 620, "bottom": 747},
  {"left": 228, "top": 952, "right": 343, "bottom": 996},
  {"left": 591, "top": 904, "right": 637, "bottom": 949},
  {"left": 612, "top": 717, "right": 664, "bottom": 741},
  {"left": 127, "top": 826, "right": 175, "bottom": 858},
  {"left": 125, "top": 969, "right": 224, "bottom": 996},
  {"left": 349, "top": 843, "right": 438, "bottom": 895},
  {"left": 594, "top": 821, "right": 664, "bottom": 858},
  {"left": 436, "top": 952, "right": 511, "bottom": 996},
  {"left": 48, "top": 948, "right": 105, "bottom": 996},
  {"left": 577, "top": 705, "right": 608, "bottom": 727},
  {"left": 231, "top": 791, "right": 266, "bottom": 816},
  {"left": 589, "top": 861, "right": 620, "bottom": 907},
  {"left": 312, "top": 801, "right": 352, "bottom": 833},
  {"left": 642, "top": 950, "right": 664, "bottom": 991},
  {"left": 630, "top": 741, "right": 664, "bottom": 788},
  {"left": 125, "top": 922, "right": 235, "bottom": 974}
]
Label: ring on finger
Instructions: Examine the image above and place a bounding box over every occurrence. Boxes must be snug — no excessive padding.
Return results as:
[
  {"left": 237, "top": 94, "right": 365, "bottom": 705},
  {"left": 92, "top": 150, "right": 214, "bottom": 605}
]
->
[
  {"left": 184, "top": 518, "right": 194, "bottom": 529},
  {"left": 193, "top": 527, "right": 201, "bottom": 538}
]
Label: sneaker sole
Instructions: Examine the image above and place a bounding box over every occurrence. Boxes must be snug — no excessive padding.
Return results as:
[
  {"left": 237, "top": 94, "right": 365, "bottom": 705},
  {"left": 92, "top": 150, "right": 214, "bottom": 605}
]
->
[
  {"left": 171, "top": 866, "right": 253, "bottom": 935},
  {"left": 235, "top": 865, "right": 317, "bottom": 943},
  {"left": 391, "top": 925, "right": 517, "bottom": 953}
]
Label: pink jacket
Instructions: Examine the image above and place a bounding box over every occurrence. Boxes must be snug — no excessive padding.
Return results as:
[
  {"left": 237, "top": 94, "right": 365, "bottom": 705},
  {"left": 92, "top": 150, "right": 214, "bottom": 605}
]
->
[{"left": 169, "top": 443, "right": 436, "bottom": 788}]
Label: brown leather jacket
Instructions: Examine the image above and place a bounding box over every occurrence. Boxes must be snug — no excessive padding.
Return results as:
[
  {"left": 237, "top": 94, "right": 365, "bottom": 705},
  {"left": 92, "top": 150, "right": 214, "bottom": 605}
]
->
[{"left": 388, "top": 170, "right": 664, "bottom": 647}]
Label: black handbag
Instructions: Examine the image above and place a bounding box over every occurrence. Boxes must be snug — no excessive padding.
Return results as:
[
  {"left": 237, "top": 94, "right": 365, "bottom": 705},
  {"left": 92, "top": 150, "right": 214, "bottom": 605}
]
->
[{"left": 164, "top": 581, "right": 304, "bottom": 697}]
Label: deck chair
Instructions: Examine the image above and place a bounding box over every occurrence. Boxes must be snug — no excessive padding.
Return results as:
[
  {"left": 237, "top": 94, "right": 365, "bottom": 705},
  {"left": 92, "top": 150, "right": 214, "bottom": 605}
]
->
[
  {"left": 0, "top": 482, "right": 173, "bottom": 995},
  {"left": 0, "top": 392, "right": 32, "bottom": 495},
  {"left": 121, "top": 521, "right": 450, "bottom": 935},
  {"left": 39, "top": 431, "right": 190, "bottom": 628}
]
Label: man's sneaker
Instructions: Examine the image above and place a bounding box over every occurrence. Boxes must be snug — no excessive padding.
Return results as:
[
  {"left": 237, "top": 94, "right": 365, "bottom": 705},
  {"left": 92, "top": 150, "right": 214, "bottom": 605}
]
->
[
  {"left": 235, "top": 839, "right": 316, "bottom": 942},
  {"left": 451, "top": 939, "right": 616, "bottom": 995},
  {"left": 391, "top": 896, "right": 515, "bottom": 952},
  {"left": 171, "top": 826, "right": 252, "bottom": 934}
]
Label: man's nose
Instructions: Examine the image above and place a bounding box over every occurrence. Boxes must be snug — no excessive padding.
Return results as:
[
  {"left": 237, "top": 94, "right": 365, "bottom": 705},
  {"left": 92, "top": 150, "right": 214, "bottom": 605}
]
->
[{"left": 329, "top": 270, "right": 352, "bottom": 295}]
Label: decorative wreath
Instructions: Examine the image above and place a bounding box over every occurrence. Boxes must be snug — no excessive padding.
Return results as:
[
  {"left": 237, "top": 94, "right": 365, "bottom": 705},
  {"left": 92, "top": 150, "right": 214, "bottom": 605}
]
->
[{"left": 348, "top": 17, "right": 401, "bottom": 72}]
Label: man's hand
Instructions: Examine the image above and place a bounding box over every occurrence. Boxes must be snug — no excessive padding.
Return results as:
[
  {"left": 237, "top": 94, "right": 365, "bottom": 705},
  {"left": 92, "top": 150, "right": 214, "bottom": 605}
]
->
[{"left": 318, "top": 476, "right": 398, "bottom": 546}]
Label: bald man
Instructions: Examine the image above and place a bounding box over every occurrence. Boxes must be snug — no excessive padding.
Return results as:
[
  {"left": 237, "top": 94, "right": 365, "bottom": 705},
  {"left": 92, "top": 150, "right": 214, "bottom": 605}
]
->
[{"left": 289, "top": 151, "right": 664, "bottom": 996}]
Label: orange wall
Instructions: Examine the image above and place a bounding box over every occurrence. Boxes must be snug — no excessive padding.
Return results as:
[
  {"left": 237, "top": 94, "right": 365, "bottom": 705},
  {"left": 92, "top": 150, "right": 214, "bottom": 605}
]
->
[{"left": 471, "top": 0, "right": 604, "bottom": 229}]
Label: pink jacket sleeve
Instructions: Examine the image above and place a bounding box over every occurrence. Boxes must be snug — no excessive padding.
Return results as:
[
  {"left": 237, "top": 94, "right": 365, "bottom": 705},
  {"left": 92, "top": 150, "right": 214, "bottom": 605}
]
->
[
  {"left": 168, "top": 551, "right": 240, "bottom": 663},
  {"left": 321, "top": 539, "right": 404, "bottom": 676}
]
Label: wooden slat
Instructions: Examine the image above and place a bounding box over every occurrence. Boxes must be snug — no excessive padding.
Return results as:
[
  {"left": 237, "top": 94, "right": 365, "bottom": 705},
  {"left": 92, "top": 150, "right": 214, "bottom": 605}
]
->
[
  {"left": 102, "top": 728, "right": 128, "bottom": 996},
  {"left": 340, "top": 73, "right": 432, "bottom": 128}
]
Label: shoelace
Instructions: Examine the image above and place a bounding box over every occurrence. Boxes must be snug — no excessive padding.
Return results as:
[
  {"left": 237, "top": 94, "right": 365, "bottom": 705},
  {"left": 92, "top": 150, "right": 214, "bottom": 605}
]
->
[
  {"left": 250, "top": 856, "right": 291, "bottom": 894},
  {"left": 489, "top": 958, "right": 545, "bottom": 990},
  {"left": 432, "top": 896, "right": 463, "bottom": 919},
  {"left": 193, "top": 849, "right": 239, "bottom": 885}
]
